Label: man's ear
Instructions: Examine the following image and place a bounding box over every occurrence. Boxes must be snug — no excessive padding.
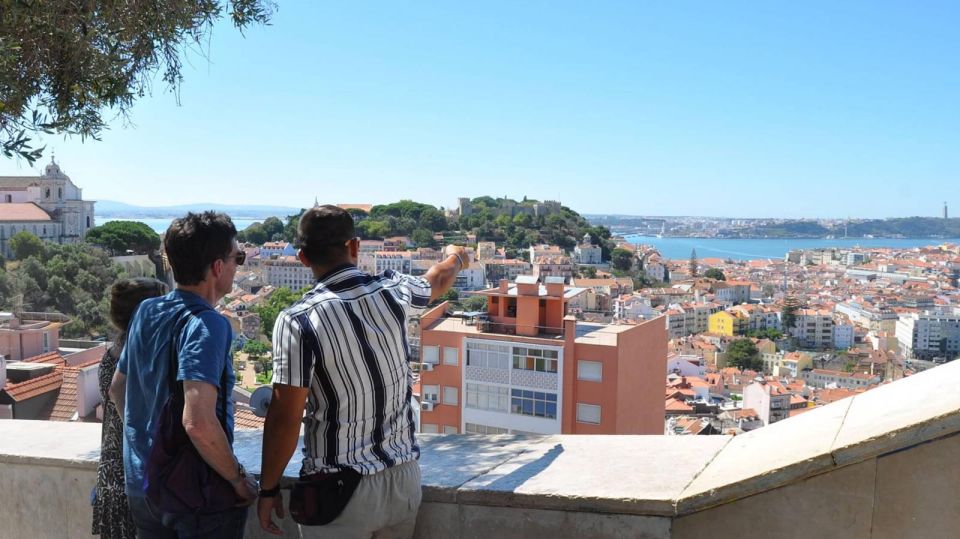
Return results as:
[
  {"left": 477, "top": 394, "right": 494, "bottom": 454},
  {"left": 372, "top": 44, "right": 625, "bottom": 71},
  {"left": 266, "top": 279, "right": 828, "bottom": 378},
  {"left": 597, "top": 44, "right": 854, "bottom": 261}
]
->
[
  {"left": 297, "top": 249, "right": 312, "bottom": 267},
  {"left": 209, "top": 258, "right": 224, "bottom": 279},
  {"left": 348, "top": 238, "right": 360, "bottom": 259}
]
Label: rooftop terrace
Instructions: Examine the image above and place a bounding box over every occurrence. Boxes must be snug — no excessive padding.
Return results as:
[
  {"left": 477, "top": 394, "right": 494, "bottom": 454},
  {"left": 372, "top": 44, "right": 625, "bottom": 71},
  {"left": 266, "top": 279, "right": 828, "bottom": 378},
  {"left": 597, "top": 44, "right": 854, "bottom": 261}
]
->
[{"left": 2, "top": 355, "right": 959, "bottom": 538}]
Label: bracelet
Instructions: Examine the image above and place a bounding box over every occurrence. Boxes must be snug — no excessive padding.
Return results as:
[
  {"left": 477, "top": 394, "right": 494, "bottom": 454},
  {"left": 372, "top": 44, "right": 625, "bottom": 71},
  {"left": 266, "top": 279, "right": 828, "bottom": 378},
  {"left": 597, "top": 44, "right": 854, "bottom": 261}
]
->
[
  {"left": 259, "top": 484, "right": 281, "bottom": 498},
  {"left": 451, "top": 252, "right": 466, "bottom": 270}
]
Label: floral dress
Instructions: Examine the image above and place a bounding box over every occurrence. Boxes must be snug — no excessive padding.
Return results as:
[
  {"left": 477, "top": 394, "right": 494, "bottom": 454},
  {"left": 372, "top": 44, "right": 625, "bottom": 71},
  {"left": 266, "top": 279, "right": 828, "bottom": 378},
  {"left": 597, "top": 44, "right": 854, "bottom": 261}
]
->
[{"left": 91, "top": 346, "right": 136, "bottom": 539}]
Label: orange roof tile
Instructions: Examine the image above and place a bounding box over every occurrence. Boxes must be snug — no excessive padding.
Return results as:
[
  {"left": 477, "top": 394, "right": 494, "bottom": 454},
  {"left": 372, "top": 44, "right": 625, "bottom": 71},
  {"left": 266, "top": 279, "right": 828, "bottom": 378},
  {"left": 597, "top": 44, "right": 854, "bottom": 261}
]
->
[
  {"left": 22, "top": 352, "right": 65, "bottom": 365},
  {"left": 48, "top": 368, "right": 80, "bottom": 421},
  {"left": 234, "top": 406, "right": 266, "bottom": 430},
  {"left": 2, "top": 371, "right": 63, "bottom": 402},
  {"left": 0, "top": 203, "right": 52, "bottom": 222}
]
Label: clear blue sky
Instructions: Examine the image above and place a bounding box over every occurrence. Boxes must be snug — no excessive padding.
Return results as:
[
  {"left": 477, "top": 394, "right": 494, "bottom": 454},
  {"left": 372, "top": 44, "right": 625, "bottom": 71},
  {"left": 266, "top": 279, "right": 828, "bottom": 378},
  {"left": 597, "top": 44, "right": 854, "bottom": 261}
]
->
[{"left": 2, "top": 1, "right": 958, "bottom": 218}]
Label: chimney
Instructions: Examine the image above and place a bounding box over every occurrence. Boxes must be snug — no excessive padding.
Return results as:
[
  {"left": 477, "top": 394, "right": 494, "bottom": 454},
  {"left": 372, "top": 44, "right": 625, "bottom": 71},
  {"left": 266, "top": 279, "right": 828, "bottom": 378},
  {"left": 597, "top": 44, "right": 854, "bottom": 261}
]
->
[{"left": 499, "top": 279, "right": 509, "bottom": 293}]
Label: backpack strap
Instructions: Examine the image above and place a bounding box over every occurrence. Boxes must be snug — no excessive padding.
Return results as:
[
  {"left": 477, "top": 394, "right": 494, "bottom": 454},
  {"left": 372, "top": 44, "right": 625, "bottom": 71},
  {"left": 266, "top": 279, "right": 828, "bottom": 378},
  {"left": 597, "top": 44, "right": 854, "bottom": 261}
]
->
[{"left": 168, "top": 303, "right": 228, "bottom": 431}]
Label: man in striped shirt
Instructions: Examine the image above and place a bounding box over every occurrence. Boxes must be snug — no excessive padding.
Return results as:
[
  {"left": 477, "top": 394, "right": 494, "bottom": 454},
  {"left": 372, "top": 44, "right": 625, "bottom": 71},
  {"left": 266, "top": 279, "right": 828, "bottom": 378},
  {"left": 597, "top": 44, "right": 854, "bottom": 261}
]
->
[{"left": 257, "top": 205, "right": 466, "bottom": 538}]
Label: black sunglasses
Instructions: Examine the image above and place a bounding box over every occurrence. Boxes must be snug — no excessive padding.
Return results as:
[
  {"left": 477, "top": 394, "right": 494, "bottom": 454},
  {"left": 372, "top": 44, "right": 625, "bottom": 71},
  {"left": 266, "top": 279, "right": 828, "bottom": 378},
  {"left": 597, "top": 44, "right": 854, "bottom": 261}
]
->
[{"left": 226, "top": 251, "right": 246, "bottom": 266}]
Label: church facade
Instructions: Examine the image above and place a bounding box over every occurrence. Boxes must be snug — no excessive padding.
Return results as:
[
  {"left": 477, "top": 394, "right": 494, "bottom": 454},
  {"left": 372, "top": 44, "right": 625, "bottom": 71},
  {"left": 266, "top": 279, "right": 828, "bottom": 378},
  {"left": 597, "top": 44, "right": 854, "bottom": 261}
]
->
[{"left": 0, "top": 158, "right": 95, "bottom": 258}]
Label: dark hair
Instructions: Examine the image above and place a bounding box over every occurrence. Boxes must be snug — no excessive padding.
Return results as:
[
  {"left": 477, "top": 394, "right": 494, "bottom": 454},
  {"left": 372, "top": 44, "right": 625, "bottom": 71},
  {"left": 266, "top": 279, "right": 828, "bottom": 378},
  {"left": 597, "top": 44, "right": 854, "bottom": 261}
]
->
[
  {"left": 298, "top": 205, "right": 355, "bottom": 267},
  {"left": 109, "top": 277, "right": 168, "bottom": 349},
  {"left": 164, "top": 211, "right": 237, "bottom": 285}
]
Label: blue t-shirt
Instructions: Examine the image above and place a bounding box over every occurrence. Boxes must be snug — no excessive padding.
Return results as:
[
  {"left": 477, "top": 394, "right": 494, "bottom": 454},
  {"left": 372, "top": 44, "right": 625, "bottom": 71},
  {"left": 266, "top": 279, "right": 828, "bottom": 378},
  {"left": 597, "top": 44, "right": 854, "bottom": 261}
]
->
[{"left": 117, "top": 289, "right": 236, "bottom": 498}]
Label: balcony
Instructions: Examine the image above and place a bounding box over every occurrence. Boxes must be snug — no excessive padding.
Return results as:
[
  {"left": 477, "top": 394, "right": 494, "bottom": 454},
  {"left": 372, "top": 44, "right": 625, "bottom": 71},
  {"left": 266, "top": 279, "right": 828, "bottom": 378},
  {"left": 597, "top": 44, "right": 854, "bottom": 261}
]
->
[{"left": 2, "top": 358, "right": 960, "bottom": 538}]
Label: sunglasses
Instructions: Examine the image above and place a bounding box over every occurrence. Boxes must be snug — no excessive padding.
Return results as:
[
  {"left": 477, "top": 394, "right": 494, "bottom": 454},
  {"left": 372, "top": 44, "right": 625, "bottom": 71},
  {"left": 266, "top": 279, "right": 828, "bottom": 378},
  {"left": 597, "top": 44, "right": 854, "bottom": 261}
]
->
[{"left": 226, "top": 251, "right": 246, "bottom": 266}]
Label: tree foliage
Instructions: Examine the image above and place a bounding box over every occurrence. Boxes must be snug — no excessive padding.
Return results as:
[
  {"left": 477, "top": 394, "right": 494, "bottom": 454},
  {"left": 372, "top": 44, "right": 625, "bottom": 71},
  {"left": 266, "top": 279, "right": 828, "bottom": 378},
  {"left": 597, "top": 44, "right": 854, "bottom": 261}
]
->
[
  {"left": 242, "top": 339, "right": 270, "bottom": 360},
  {"left": 610, "top": 248, "right": 634, "bottom": 272},
  {"left": 689, "top": 248, "right": 698, "bottom": 277},
  {"left": 461, "top": 295, "right": 487, "bottom": 312},
  {"left": 85, "top": 220, "right": 160, "bottom": 254},
  {"left": 236, "top": 216, "right": 285, "bottom": 244},
  {"left": 1, "top": 0, "right": 274, "bottom": 163},
  {"left": 727, "top": 338, "right": 763, "bottom": 371},
  {"left": 251, "top": 286, "right": 310, "bottom": 338},
  {"left": 8, "top": 231, "right": 44, "bottom": 260},
  {"left": 704, "top": 268, "right": 726, "bottom": 281},
  {"left": 0, "top": 240, "right": 124, "bottom": 337}
]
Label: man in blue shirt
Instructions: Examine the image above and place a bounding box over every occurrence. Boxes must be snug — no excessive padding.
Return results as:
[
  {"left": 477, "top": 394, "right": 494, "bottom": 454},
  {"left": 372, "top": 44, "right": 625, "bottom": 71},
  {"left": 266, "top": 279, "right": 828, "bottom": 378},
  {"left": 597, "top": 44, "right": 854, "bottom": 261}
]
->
[{"left": 110, "top": 211, "right": 257, "bottom": 538}]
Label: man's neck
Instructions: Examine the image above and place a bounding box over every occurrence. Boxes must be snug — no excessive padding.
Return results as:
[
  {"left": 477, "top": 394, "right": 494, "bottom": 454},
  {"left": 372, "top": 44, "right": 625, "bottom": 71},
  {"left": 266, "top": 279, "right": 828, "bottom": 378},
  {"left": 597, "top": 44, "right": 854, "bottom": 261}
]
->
[
  {"left": 310, "top": 260, "right": 355, "bottom": 281},
  {"left": 177, "top": 282, "right": 220, "bottom": 306}
]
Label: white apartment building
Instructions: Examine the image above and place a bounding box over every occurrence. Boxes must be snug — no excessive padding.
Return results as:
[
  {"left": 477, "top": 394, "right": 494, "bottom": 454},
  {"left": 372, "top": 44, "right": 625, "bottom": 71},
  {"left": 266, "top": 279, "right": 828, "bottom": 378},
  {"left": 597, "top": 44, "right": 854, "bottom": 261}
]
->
[
  {"left": 801, "top": 369, "right": 881, "bottom": 389},
  {"left": 791, "top": 309, "right": 834, "bottom": 350},
  {"left": 895, "top": 311, "right": 960, "bottom": 360},
  {"left": 261, "top": 256, "right": 315, "bottom": 290},
  {"left": 742, "top": 380, "right": 792, "bottom": 426},
  {"left": 373, "top": 251, "right": 413, "bottom": 274},
  {"left": 453, "top": 263, "right": 486, "bottom": 292}
]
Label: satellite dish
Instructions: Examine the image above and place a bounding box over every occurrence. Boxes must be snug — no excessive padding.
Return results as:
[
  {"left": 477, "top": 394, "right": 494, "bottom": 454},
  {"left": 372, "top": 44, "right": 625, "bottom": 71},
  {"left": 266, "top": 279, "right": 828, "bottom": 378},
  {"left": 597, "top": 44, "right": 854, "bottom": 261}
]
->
[{"left": 250, "top": 386, "right": 272, "bottom": 417}]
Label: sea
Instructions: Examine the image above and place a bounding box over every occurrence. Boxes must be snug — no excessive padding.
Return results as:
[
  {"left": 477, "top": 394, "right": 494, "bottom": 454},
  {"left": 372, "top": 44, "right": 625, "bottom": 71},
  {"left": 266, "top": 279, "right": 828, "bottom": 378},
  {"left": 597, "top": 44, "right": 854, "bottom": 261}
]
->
[
  {"left": 623, "top": 235, "right": 960, "bottom": 261},
  {"left": 100, "top": 217, "right": 261, "bottom": 233}
]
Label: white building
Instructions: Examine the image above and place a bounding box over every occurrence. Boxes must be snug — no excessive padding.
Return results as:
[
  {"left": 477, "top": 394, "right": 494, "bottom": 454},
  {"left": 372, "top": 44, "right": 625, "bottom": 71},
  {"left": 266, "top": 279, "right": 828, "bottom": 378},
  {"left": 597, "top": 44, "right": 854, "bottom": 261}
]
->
[
  {"left": 742, "top": 380, "right": 791, "bottom": 426},
  {"left": 374, "top": 251, "right": 413, "bottom": 274},
  {"left": 453, "top": 263, "right": 486, "bottom": 292},
  {"left": 895, "top": 311, "right": 960, "bottom": 360},
  {"left": 0, "top": 158, "right": 95, "bottom": 258},
  {"left": 666, "top": 354, "right": 706, "bottom": 377},
  {"left": 791, "top": 309, "right": 834, "bottom": 350},
  {"left": 573, "top": 233, "right": 602, "bottom": 265},
  {"left": 261, "top": 256, "right": 315, "bottom": 290}
]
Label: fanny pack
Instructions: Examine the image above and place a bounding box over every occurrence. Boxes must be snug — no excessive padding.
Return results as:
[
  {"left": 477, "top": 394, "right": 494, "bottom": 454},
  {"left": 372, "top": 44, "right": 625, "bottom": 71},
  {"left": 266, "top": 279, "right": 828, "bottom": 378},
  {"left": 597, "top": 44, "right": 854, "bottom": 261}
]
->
[{"left": 289, "top": 468, "right": 362, "bottom": 526}]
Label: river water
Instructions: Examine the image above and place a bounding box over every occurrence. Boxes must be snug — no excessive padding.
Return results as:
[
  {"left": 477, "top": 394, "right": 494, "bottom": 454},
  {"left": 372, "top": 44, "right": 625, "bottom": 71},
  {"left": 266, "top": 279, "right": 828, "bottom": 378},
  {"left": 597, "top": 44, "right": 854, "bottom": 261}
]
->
[{"left": 623, "top": 235, "right": 960, "bottom": 261}]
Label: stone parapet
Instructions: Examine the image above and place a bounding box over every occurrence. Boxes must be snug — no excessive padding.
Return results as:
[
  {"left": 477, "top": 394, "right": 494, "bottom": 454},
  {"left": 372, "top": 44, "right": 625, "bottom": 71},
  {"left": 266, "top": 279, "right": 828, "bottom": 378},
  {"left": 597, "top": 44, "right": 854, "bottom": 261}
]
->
[{"left": 2, "top": 358, "right": 959, "bottom": 538}]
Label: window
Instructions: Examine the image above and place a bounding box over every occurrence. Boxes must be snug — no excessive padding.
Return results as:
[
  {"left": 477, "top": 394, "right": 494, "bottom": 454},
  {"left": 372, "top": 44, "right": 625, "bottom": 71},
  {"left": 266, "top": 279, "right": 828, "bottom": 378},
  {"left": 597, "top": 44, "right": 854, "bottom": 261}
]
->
[
  {"left": 422, "top": 385, "right": 439, "bottom": 403},
  {"left": 442, "top": 426, "right": 458, "bottom": 434},
  {"left": 42, "top": 333, "right": 50, "bottom": 353},
  {"left": 512, "top": 346, "right": 559, "bottom": 373},
  {"left": 422, "top": 346, "right": 440, "bottom": 364},
  {"left": 421, "top": 424, "right": 438, "bottom": 434},
  {"left": 576, "top": 403, "right": 601, "bottom": 424},
  {"left": 465, "top": 383, "right": 509, "bottom": 412},
  {"left": 443, "top": 346, "right": 458, "bottom": 366},
  {"left": 466, "top": 341, "right": 510, "bottom": 369},
  {"left": 465, "top": 422, "right": 509, "bottom": 435},
  {"left": 442, "top": 387, "right": 458, "bottom": 406},
  {"left": 577, "top": 360, "right": 602, "bottom": 382},
  {"left": 510, "top": 389, "right": 557, "bottom": 419}
]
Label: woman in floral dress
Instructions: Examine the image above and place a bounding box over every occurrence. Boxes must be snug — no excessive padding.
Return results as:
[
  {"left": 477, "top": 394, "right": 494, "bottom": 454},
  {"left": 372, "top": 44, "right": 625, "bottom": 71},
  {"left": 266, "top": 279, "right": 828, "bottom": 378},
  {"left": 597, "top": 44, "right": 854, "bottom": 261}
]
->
[{"left": 92, "top": 277, "right": 167, "bottom": 538}]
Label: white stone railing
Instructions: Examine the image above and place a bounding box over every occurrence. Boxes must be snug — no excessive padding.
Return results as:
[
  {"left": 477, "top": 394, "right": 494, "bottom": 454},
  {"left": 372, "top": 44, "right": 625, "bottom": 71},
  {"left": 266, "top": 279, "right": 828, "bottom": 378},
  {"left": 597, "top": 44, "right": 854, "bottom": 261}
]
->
[{"left": 2, "top": 358, "right": 960, "bottom": 538}]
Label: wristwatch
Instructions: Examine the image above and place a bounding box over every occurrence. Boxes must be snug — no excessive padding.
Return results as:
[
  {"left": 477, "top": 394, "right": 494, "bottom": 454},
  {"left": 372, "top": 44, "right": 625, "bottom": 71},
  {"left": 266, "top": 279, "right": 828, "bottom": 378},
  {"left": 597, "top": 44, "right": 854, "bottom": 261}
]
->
[{"left": 229, "top": 463, "right": 248, "bottom": 486}]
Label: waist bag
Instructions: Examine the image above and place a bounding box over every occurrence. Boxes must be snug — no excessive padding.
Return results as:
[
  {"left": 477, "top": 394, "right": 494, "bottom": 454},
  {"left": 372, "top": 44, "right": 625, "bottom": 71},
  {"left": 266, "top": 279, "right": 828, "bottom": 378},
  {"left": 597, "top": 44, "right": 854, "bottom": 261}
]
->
[{"left": 289, "top": 468, "right": 362, "bottom": 525}]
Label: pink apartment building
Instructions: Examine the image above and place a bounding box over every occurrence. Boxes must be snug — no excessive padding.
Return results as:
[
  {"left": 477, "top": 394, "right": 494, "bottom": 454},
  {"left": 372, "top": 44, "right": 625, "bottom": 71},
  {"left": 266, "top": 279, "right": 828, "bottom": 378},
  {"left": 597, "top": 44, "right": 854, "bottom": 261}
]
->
[
  {"left": 0, "top": 313, "right": 61, "bottom": 362},
  {"left": 418, "top": 276, "right": 666, "bottom": 435}
]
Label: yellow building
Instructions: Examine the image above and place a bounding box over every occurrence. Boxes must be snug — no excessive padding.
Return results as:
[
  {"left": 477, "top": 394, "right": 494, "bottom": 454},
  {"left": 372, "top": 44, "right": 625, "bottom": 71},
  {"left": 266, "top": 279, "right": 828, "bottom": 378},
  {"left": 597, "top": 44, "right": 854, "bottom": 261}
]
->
[{"left": 708, "top": 310, "right": 748, "bottom": 337}]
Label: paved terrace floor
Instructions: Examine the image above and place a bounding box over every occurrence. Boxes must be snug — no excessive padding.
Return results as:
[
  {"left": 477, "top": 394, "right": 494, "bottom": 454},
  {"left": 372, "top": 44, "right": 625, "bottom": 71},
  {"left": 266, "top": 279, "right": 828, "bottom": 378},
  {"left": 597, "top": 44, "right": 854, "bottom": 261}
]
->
[{"left": 1, "top": 358, "right": 959, "bottom": 538}]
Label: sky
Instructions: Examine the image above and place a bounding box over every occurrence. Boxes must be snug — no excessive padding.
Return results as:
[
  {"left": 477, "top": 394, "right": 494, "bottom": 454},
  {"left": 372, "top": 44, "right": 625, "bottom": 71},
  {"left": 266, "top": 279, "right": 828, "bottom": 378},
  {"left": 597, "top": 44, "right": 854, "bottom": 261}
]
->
[{"left": 2, "top": 1, "right": 958, "bottom": 219}]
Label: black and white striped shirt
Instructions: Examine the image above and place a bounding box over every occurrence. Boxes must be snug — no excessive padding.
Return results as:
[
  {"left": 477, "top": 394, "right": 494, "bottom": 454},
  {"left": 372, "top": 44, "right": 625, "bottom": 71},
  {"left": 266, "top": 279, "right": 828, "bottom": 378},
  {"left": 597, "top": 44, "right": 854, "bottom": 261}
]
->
[{"left": 271, "top": 263, "right": 431, "bottom": 475}]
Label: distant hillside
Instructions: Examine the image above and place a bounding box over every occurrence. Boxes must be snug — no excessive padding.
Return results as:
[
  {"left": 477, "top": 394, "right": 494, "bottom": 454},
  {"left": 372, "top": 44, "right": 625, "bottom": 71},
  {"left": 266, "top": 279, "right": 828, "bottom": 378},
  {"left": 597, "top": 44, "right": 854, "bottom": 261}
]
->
[
  {"left": 743, "top": 217, "right": 960, "bottom": 239},
  {"left": 97, "top": 200, "right": 300, "bottom": 219}
]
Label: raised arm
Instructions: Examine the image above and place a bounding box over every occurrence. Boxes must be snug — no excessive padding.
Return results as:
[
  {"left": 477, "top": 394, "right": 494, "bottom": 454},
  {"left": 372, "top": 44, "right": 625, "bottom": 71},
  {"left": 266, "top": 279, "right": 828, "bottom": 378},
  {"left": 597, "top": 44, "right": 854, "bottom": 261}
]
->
[{"left": 425, "top": 244, "right": 467, "bottom": 302}]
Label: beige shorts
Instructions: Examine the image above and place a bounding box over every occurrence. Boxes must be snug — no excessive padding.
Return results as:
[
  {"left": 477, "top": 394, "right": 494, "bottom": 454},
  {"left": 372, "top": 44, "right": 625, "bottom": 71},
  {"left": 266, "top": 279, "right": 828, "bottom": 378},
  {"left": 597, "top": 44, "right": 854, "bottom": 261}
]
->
[{"left": 299, "top": 460, "right": 423, "bottom": 539}]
